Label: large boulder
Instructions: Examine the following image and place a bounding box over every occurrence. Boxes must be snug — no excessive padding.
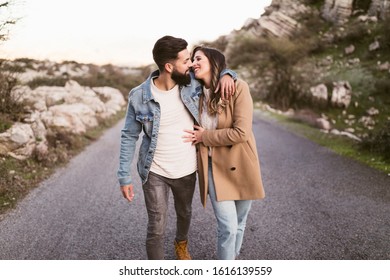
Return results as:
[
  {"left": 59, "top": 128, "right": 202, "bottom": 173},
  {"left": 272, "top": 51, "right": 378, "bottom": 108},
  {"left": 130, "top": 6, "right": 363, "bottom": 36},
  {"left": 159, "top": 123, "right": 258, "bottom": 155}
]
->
[
  {"left": 322, "top": 0, "right": 353, "bottom": 24},
  {"left": 2, "top": 80, "right": 126, "bottom": 160},
  {"left": 331, "top": 81, "right": 352, "bottom": 108},
  {"left": 0, "top": 123, "right": 36, "bottom": 160}
]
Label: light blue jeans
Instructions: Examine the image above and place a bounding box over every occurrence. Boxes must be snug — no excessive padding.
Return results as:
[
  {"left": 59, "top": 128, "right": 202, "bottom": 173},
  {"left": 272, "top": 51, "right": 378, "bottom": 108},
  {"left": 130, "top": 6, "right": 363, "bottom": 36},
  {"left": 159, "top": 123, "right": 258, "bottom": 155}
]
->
[{"left": 208, "top": 159, "right": 252, "bottom": 260}]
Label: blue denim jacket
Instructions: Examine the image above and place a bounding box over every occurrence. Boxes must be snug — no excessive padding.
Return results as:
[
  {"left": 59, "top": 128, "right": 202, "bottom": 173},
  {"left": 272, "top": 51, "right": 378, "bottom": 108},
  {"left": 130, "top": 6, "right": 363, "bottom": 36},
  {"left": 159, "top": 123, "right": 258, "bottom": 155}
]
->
[{"left": 117, "top": 69, "right": 237, "bottom": 186}]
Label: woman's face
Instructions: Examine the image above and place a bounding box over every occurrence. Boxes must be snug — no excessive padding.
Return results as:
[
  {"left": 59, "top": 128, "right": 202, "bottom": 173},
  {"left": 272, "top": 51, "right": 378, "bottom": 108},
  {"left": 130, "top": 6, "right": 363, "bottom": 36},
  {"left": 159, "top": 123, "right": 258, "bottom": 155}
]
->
[{"left": 192, "top": 50, "right": 211, "bottom": 85}]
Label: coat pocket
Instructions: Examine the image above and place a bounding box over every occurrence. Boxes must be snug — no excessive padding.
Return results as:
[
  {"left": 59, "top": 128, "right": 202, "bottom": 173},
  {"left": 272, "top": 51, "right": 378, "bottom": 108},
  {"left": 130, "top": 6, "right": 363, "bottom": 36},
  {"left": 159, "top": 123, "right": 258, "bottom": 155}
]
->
[
  {"left": 240, "top": 141, "right": 257, "bottom": 162},
  {"left": 136, "top": 113, "right": 154, "bottom": 137}
]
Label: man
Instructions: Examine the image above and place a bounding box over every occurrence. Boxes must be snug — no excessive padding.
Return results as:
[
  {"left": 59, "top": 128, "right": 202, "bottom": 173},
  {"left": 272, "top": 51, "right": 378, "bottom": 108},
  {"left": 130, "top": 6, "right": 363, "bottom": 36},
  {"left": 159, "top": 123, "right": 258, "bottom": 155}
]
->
[{"left": 117, "top": 35, "right": 236, "bottom": 260}]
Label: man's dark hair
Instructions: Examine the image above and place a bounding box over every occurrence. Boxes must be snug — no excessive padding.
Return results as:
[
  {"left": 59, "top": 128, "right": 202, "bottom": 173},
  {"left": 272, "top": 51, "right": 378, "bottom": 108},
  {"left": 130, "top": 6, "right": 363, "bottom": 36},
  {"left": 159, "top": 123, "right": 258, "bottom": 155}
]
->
[{"left": 152, "top": 35, "right": 188, "bottom": 72}]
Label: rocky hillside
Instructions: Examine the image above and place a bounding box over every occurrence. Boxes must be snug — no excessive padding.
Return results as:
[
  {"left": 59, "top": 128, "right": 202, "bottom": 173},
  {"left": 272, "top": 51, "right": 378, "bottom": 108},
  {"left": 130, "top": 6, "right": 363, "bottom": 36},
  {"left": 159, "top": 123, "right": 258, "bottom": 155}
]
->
[
  {"left": 0, "top": 59, "right": 146, "bottom": 161},
  {"left": 0, "top": 59, "right": 148, "bottom": 213},
  {"left": 202, "top": 0, "right": 390, "bottom": 160}
]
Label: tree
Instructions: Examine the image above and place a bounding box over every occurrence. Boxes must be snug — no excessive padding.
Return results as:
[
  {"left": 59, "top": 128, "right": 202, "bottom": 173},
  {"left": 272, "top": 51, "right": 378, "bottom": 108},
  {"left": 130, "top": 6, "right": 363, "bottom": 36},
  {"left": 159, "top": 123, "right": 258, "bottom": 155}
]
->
[
  {"left": 225, "top": 10, "right": 325, "bottom": 111},
  {"left": 227, "top": 34, "right": 312, "bottom": 110},
  {"left": 0, "top": 1, "right": 22, "bottom": 132},
  {"left": 0, "top": 1, "right": 18, "bottom": 42}
]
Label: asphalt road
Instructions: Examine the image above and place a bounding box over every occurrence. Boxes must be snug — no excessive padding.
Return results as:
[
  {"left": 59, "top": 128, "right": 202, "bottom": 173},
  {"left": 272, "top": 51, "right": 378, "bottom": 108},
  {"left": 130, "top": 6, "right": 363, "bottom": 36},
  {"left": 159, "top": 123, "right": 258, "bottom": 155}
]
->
[{"left": 0, "top": 110, "right": 389, "bottom": 260}]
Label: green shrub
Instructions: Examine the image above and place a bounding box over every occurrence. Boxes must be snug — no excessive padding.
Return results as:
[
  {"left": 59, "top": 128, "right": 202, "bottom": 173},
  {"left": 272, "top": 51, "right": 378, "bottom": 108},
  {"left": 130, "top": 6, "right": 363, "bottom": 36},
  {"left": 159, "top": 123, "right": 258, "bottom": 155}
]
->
[
  {"left": 373, "top": 78, "right": 390, "bottom": 97},
  {"left": 73, "top": 64, "right": 145, "bottom": 97},
  {"left": 0, "top": 59, "right": 26, "bottom": 73},
  {"left": 353, "top": 0, "right": 372, "bottom": 12},
  {"left": 332, "top": 22, "right": 370, "bottom": 45},
  {"left": 0, "top": 113, "right": 12, "bottom": 132},
  {"left": 0, "top": 70, "right": 26, "bottom": 130},
  {"left": 360, "top": 120, "right": 390, "bottom": 161},
  {"left": 27, "top": 76, "right": 68, "bottom": 89},
  {"left": 303, "top": 0, "right": 324, "bottom": 7},
  {"left": 226, "top": 34, "right": 268, "bottom": 69},
  {"left": 11, "top": 58, "right": 39, "bottom": 71},
  {"left": 322, "top": 67, "right": 376, "bottom": 103},
  {"left": 197, "top": 35, "right": 230, "bottom": 53},
  {"left": 379, "top": 17, "right": 390, "bottom": 50}
]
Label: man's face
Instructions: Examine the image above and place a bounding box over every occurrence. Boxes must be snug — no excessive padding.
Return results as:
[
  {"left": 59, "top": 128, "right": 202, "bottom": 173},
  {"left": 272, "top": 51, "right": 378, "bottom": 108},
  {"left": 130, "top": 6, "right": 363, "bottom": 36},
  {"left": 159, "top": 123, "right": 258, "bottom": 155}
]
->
[{"left": 171, "top": 49, "right": 192, "bottom": 86}]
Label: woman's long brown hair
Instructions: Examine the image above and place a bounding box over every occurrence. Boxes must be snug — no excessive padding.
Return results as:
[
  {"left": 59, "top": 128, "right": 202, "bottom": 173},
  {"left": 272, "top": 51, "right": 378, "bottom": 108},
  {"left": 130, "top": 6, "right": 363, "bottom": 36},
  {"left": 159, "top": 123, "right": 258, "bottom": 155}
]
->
[{"left": 191, "top": 46, "right": 227, "bottom": 115}]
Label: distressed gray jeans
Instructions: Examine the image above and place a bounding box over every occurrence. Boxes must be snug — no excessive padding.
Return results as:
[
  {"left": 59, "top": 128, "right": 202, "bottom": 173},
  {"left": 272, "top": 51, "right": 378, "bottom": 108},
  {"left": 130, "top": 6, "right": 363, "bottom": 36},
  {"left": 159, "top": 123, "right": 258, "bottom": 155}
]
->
[{"left": 142, "top": 171, "right": 196, "bottom": 259}]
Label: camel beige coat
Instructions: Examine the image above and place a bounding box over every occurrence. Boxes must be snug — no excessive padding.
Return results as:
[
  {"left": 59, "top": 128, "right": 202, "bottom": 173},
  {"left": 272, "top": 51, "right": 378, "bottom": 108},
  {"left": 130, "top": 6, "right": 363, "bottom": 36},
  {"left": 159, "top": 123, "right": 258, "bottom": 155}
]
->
[{"left": 197, "top": 79, "right": 265, "bottom": 207}]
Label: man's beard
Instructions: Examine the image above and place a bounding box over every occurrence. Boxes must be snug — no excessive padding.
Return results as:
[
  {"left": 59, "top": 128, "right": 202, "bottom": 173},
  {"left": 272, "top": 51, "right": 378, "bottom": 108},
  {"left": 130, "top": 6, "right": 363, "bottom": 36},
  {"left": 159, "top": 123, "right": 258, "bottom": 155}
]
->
[{"left": 171, "top": 68, "right": 191, "bottom": 86}]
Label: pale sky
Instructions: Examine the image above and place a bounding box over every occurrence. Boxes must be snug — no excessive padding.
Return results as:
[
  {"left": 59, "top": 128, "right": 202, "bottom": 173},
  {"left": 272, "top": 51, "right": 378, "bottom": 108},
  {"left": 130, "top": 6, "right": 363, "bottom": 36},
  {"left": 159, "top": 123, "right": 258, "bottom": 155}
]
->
[{"left": 1, "top": 0, "right": 272, "bottom": 66}]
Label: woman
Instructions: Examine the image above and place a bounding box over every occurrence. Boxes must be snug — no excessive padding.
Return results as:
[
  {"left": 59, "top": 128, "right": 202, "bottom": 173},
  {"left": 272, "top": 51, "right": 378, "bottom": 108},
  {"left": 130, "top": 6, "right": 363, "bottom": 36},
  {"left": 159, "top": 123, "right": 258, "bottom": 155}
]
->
[{"left": 184, "top": 46, "right": 265, "bottom": 260}]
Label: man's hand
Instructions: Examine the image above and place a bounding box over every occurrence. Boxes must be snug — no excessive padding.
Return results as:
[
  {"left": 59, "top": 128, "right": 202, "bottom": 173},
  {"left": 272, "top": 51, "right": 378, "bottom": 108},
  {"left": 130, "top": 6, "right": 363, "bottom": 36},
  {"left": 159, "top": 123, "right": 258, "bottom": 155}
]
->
[
  {"left": 216, "top": 74, "right": 236, "bottom": 100},
  {"left": 121, "top": 184, "right": 135, "bottom": 202}
]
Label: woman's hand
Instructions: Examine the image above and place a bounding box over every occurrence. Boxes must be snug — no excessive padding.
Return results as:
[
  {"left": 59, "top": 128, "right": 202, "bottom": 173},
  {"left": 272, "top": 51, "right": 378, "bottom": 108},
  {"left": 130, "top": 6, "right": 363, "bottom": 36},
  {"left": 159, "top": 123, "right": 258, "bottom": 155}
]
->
[
  {"left": 216, "top": 75, "right": 235, "bottom": 100},
  {"left": 183, "top": 125, "right": 204, "bottom": 145}
]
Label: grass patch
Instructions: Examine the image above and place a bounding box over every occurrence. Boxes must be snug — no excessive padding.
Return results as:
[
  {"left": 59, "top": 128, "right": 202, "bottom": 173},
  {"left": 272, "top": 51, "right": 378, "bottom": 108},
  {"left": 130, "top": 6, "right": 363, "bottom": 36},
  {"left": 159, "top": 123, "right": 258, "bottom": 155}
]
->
[
  {"left": 0, "top": 157, "right": 52, "bottom": 214},
  {"left": 257, "top": 108, "right": 390, "bottom": 174}
]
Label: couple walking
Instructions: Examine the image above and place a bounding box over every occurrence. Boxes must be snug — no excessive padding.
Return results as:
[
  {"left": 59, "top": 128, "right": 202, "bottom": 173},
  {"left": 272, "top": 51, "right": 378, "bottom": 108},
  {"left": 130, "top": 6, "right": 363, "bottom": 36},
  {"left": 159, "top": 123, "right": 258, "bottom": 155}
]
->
[{"left": 117, "top": 35, "right": 265, "bottom": 260}]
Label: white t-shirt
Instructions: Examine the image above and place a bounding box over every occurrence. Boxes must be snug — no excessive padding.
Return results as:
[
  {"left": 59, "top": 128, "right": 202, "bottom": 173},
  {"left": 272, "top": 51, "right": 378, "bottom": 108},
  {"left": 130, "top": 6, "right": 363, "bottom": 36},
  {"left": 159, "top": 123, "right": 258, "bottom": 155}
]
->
[{"left": 150, "top": 79, "right": 197, "bottom": 179}]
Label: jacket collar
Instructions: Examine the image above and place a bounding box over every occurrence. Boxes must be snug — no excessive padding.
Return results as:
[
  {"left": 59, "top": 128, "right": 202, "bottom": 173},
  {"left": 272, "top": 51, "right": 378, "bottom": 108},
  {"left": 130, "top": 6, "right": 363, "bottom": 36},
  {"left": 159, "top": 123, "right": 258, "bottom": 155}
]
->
[
  {"left": 141, "top": 70, "right": 160, "bottom": 104},
  {"left": 142, "top": 69, "right": 196, "bottom": 103}
]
